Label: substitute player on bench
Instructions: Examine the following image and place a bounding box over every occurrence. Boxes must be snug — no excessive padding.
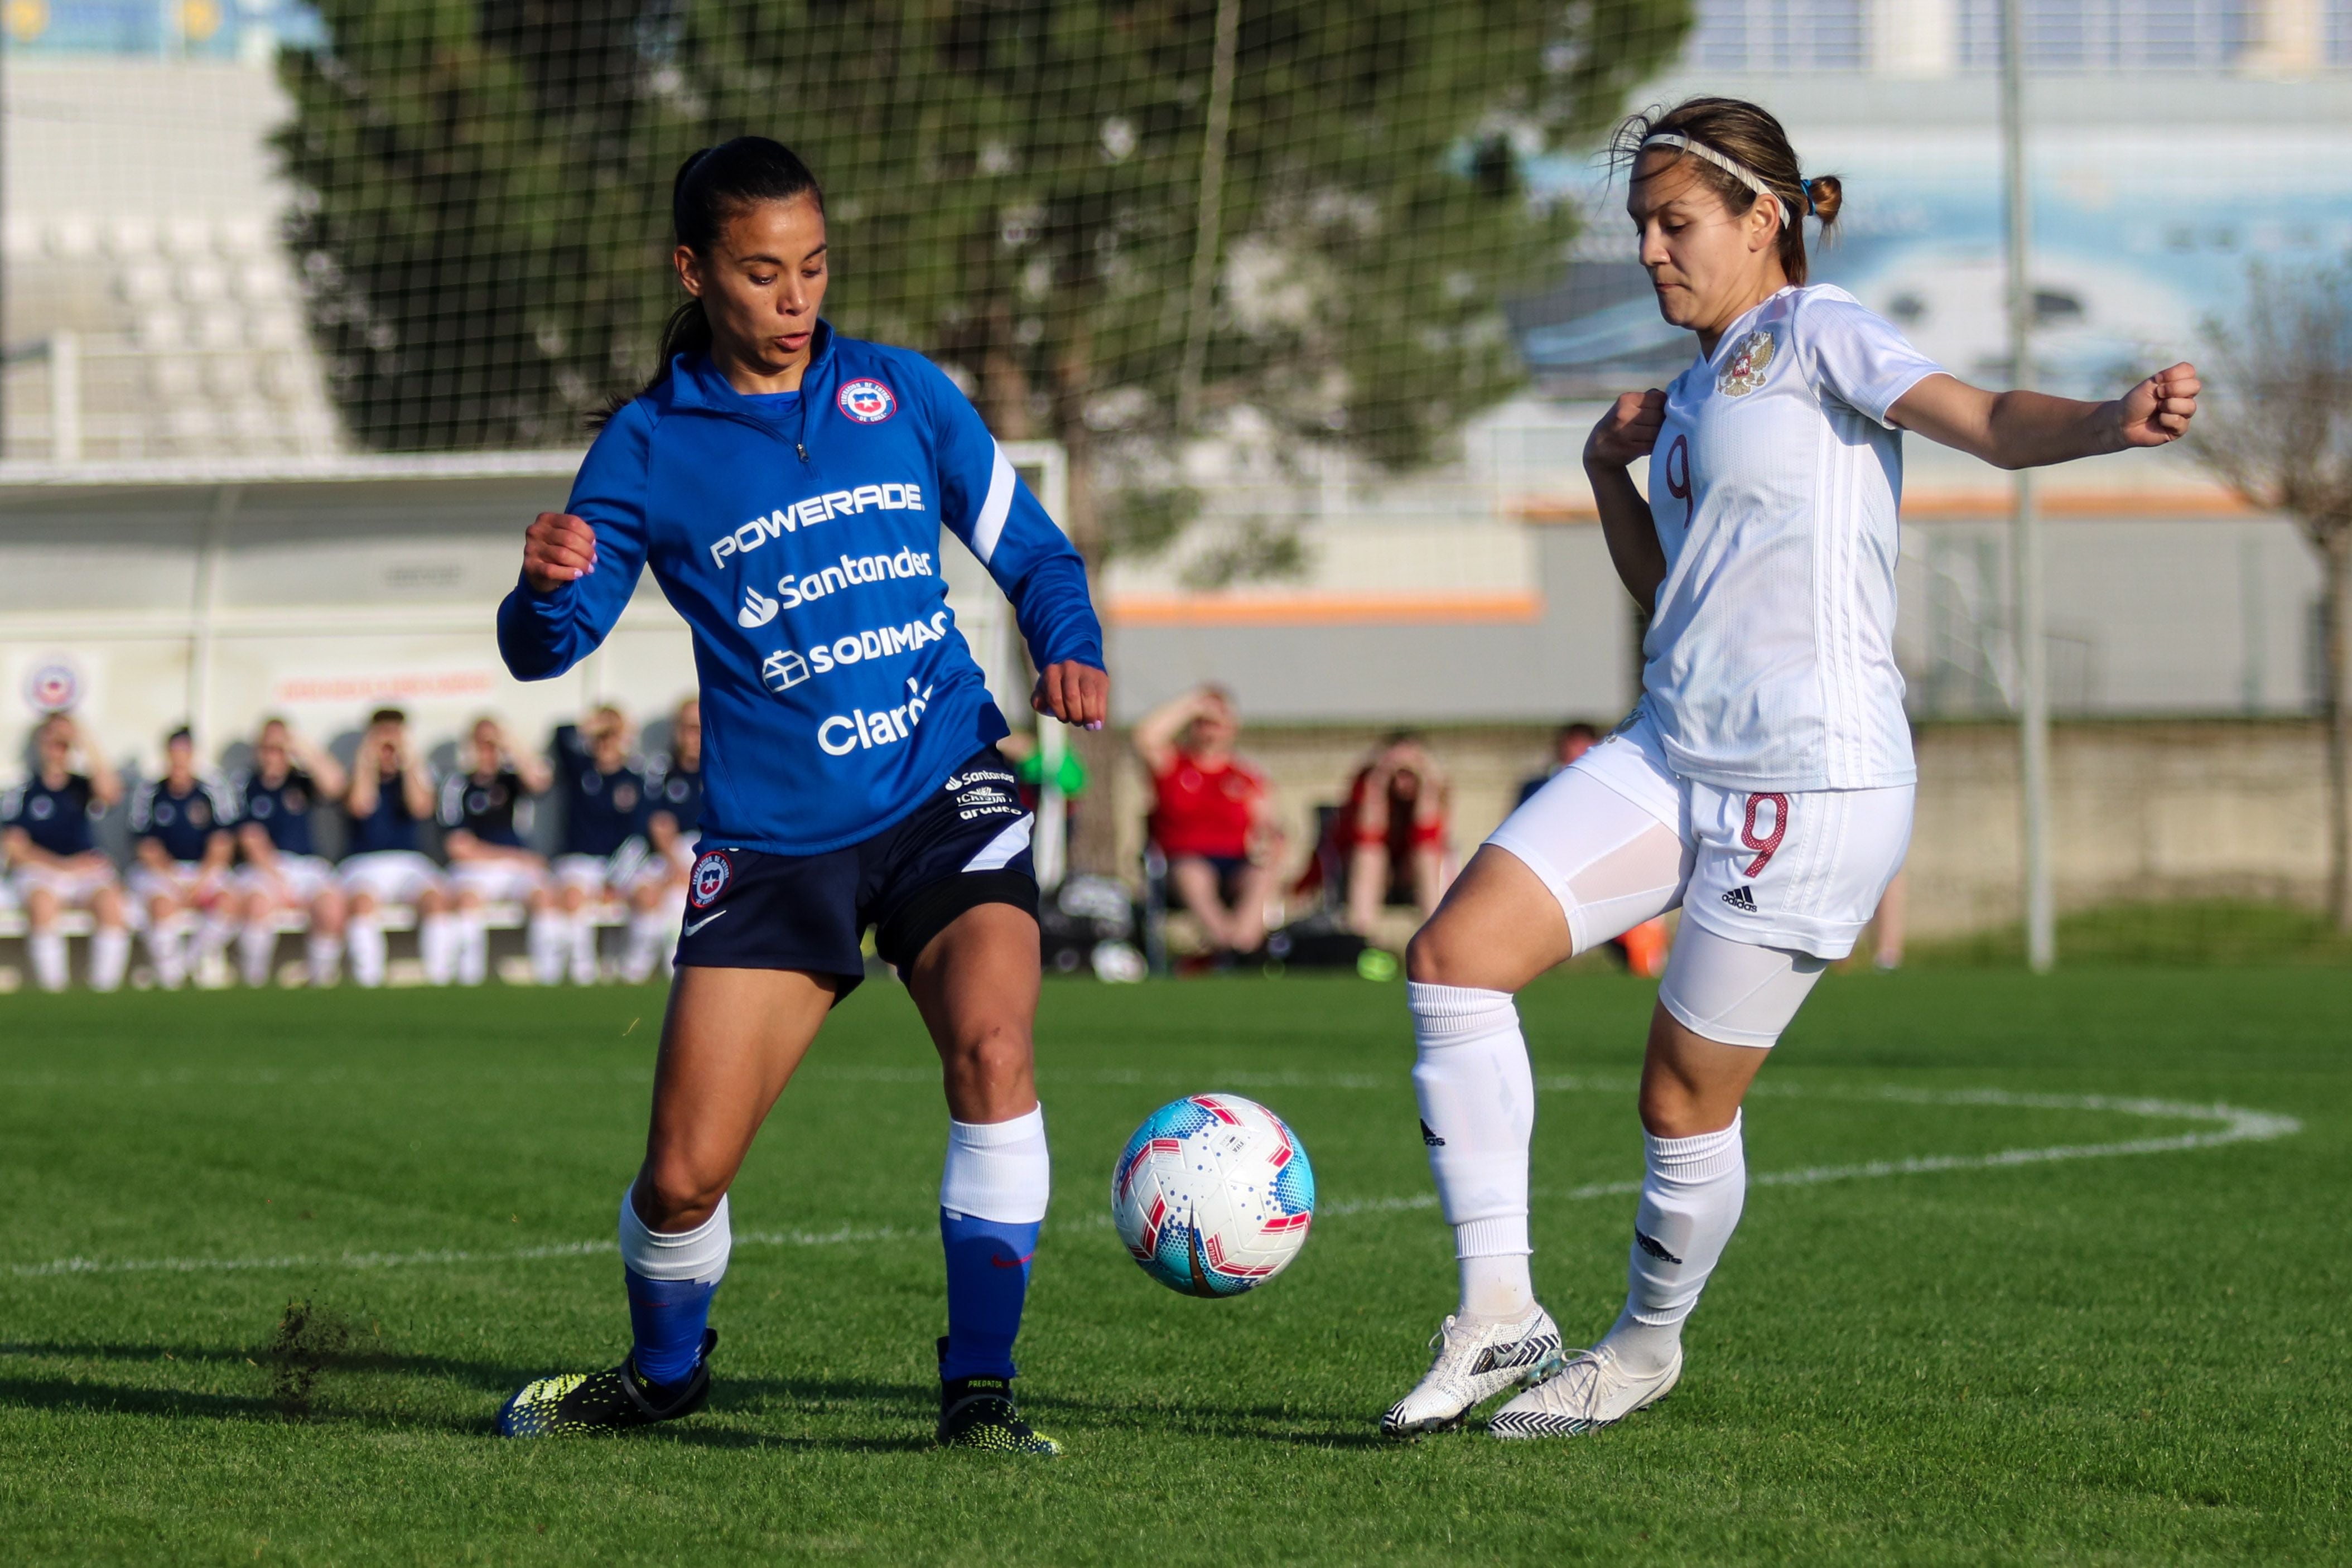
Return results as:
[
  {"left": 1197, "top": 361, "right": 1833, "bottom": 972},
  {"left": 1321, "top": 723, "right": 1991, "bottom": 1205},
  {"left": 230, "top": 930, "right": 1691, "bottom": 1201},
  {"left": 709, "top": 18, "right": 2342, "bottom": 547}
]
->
[
  {"left": 438, "top": 716, "right": 560, "bottom": 986},
  {"left": 231, "top": 717, "right": 348, "bottom": 988},
  {"left": 547, "top": 706, "right": 651, "bottom": 986},
  {"left": 622, "top": 695, "right": 704, "bottom": 983},
  {"left": 3, "top": 712, "right": 129, "bottom": 993},
  {"left": 1385, "top": 97, "right": 2200, "bottom": 1440},
  {"left": 339, "top": 707, "right": 455, "bottom": 988},
  {"left": 492, "top": 138, "right": 1105, "bottom": 1451},
  {"left": 126, "top": 725, "right": 236, "bottom": 990}
]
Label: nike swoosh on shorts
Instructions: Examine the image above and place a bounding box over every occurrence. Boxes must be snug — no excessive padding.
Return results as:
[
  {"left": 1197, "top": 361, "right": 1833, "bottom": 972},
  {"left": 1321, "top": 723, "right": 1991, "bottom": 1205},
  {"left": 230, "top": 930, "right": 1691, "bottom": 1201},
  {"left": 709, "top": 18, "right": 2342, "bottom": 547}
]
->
[{"left": 683, "top": 910, "right": 729, "bottom": 937}]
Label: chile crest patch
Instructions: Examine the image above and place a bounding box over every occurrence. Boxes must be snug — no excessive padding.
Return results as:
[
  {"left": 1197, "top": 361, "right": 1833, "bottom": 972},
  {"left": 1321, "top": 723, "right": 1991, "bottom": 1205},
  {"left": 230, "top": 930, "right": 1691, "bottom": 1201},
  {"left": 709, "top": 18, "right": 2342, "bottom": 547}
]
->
[
  {"left": 690, "top": 850, "right": 733, "bottom": 909},
  {"left": 837, "top": 378, "right": 897, "bottom": 424}
]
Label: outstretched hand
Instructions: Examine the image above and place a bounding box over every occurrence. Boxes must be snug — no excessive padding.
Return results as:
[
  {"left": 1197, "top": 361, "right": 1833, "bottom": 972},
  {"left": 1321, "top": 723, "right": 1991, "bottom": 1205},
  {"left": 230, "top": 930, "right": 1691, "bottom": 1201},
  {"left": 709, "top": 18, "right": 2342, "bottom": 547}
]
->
[
  {"left": 1032, "top": 662, "right": 1110, "bottom": 731},
  {"left": 2115, "top": 363, "right": 2200, "bottom": 448},
  {"left": 523, "top": 512, "right": 598, "bottom": 593},
  {"left": 1585, "top": 389, "right": 1667, "bottom": 468}
]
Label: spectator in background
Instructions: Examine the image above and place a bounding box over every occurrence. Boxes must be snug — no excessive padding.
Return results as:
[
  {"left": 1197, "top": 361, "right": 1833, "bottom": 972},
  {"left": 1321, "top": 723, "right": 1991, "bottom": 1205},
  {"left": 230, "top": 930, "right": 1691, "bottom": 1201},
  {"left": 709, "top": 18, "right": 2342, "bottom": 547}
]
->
[
  {"left": 2, "top": 712, "right": 128, "bottom": 992},
  {"left": 624, "top": 697, "right": 703, "bottom": 983},
  {"left": 440, "top": 716, "right": 560, "bottom": 986},
  {"left": 644, "top": 697, "right": 704, "bottom": 880},
  {"left": 550, "top": 705, "right": 650, "bottom": 986},
  {"left": 232, "top": 716, "right": 347, "bottom": 988},
  {"left": 1135, "top": 686, "right": 1283, "bottom": 959},
  {"left": 1518, "top": 722, "right": 1603, "bottom": 808},
  {"left": 127, "top": 725, "right": 236, "bottom": 990},
  {"left": 341, "top": 706, "right": 455, "bottom": 988},
  {"left": 1340, "top": 734, "right": 1453, "bottom": 937}
]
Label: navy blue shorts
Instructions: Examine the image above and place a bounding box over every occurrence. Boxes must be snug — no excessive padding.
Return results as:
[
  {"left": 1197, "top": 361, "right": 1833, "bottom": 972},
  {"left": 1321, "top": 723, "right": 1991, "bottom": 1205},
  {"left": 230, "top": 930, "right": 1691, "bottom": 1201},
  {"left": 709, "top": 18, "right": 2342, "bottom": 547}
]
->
[{"left": 675, "top": 749, "right": 1036, "bottom": 993}]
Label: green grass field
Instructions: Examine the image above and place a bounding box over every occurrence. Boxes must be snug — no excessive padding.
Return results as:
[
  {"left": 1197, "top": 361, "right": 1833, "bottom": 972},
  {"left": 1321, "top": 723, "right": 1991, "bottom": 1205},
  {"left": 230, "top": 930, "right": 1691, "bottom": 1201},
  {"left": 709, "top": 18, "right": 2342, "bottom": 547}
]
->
[{"left": 1, "top": 966, "right": 2345, "bottom": 1564}]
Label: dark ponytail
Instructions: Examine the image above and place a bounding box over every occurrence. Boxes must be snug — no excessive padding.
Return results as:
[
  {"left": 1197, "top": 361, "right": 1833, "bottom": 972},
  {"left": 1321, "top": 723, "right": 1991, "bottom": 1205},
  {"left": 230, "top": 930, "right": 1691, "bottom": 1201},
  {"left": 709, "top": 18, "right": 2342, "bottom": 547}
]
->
[{"left": 597, "top": 137, "right": 825, "bottom": 424}]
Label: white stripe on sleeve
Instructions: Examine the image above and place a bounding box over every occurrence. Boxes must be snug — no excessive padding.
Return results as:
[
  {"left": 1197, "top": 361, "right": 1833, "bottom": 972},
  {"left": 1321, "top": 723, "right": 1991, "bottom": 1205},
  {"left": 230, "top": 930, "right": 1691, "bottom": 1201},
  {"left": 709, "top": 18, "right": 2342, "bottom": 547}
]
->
[{"left": 968, "top": 440, "right": 1016, "bottom": 566}]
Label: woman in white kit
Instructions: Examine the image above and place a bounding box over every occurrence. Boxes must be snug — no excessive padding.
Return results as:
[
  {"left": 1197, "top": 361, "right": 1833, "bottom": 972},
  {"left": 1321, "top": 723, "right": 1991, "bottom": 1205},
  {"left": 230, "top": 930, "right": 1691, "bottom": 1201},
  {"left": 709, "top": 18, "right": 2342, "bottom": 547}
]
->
[{"left": 1383, "top": 97, "right": 2200, "bottom": 1440}]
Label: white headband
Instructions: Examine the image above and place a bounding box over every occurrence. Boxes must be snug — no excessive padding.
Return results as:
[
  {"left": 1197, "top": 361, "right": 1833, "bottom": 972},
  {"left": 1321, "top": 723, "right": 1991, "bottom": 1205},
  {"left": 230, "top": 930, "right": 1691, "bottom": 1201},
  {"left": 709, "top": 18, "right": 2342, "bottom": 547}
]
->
[{"left": 1638, "top": 132, "right": 1804, "bottom": 226}]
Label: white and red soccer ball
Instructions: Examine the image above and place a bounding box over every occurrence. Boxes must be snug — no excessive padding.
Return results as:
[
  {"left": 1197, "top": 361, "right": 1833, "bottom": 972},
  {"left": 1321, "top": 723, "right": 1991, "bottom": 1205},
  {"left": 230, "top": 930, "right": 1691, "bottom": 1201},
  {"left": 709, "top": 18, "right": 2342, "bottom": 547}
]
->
[{"left": 1111, "top": 1093, "right": 1315, "bottom": 1297}]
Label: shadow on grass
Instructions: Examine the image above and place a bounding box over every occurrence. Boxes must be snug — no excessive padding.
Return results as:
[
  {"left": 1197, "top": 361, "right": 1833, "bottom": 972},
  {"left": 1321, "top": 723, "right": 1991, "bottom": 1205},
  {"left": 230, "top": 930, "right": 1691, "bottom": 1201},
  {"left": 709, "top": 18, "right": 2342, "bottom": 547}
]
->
[{"left": 0, "top": 1338, "right": 956, "bottom": 1446}]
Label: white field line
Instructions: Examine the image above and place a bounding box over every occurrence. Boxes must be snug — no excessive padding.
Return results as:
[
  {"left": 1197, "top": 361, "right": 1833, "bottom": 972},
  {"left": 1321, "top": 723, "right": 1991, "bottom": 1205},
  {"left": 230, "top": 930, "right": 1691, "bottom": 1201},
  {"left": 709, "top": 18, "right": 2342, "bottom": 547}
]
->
[{"left": 2, "top": 1082, "right": 2300, "bottom": 1282}]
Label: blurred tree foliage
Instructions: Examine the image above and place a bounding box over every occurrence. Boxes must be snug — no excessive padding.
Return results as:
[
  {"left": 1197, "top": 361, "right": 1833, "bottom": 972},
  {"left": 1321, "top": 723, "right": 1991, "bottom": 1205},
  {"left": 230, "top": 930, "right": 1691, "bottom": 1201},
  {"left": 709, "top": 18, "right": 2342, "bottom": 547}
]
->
[{"left": 279, "top": 0, "right": 1689, "bottom": 561}]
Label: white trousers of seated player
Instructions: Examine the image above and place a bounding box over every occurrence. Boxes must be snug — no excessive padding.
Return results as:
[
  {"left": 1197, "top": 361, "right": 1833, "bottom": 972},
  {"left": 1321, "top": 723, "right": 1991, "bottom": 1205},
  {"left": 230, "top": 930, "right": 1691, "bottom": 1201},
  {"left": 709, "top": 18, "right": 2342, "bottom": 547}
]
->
[{"left": 1414, "top": 707, "right": 1910, "bottom": 1359}]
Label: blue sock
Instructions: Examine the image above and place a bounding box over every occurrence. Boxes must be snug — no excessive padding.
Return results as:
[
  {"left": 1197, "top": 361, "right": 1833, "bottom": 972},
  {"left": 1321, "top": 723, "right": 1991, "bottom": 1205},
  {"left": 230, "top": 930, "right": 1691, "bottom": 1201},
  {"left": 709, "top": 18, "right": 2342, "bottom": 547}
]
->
[
  {"left": 625, "top": 1267, "right": 717, "bottom": 1387},
  {"left": 939, "top": 1209, "right": 1040, "bottom": 1383}
]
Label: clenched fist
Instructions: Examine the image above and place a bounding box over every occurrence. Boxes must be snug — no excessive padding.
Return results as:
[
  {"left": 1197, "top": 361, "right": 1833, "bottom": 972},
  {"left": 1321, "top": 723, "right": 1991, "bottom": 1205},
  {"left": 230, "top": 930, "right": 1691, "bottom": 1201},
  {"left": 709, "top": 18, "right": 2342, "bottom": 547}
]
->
[{"left": 523, "top": 512, "right": 598, "bottom": 594}]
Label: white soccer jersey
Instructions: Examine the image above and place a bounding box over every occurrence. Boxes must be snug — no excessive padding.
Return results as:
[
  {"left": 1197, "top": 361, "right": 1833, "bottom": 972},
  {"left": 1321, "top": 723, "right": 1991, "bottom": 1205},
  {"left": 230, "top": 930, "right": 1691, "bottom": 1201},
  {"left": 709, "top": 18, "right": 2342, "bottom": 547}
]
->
[{"left": 1642, "top": 284, "right": 1943, "bottom": 791}]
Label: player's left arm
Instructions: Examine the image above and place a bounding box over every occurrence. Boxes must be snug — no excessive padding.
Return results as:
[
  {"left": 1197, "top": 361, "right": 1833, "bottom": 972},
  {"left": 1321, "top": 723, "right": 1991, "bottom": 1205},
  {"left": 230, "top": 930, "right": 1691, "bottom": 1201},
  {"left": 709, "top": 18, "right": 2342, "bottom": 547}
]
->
[
  {"left": 1891, "top": 364, "right": 2199, "bottom": 469},
  {"left": 914, "top": 357, "right": 1110, "bottom": 730}
]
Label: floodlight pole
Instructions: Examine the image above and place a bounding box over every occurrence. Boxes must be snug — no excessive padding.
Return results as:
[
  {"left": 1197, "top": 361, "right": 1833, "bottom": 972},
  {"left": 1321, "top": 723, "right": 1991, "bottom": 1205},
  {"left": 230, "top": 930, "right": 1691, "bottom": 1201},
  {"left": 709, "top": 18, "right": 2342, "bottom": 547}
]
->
[{"left": 2002, "top": 0, "right": 2055, "bottom": 972}]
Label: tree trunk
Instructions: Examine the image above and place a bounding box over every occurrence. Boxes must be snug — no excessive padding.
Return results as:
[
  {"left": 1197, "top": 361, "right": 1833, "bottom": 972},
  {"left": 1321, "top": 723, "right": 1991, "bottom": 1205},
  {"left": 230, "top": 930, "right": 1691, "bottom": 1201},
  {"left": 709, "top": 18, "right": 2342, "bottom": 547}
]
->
[{"left": 2328, "top": 527, "right": 2352, "bottom": 929}]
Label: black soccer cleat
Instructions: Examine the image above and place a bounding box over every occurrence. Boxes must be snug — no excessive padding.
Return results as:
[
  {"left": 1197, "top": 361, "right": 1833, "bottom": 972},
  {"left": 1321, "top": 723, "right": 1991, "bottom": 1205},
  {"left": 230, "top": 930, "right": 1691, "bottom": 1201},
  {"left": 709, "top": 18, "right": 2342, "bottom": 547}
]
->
[
  {"left": 935, "top": 1337, "right": 1062, "bottom": 1456},
  {"left": 495, "top": 1329, "right": 716, "bottom": 1437}
]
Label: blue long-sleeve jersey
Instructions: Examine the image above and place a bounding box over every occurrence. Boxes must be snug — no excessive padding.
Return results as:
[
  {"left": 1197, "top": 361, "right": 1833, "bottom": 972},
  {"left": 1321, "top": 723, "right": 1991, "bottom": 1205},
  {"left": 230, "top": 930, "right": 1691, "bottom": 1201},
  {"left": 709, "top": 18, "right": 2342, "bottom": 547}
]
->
[{"left": 498, "top": 326, "right": 1104, "bottom": 856}]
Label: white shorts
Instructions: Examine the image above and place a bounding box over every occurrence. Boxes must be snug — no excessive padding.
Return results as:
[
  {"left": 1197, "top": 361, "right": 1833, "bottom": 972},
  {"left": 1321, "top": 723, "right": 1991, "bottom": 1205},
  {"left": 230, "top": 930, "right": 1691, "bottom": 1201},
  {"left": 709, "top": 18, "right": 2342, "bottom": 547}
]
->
[
  {"left": 1486, "top": 706, "right": 1911, "bottom": 1048},
  {"left": 129, "top": 861, "right": 225, "bottom": 907},
  {"left": 449, "top": 858, "right": 548, "bottom": 904},
  {"left": 339, "top": 850, "right": 444, "bottom": 906},
  {"left": 237, "top": 853, "right": 337, "bottom": 905},
  {"left": 12, "top": 860, "right": 119, "bottom": 906},
  {"left": 1490, "top": 706, "right": 1912, "bottom": 962}
]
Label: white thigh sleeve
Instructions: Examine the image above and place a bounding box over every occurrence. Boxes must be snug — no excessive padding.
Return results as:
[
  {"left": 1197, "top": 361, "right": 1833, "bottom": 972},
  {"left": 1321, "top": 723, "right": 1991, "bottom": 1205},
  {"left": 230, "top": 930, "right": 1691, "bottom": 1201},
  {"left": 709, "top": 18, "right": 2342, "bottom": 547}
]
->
[
  {"left": 1656, "top": 921, "right": 1828, "bottom": 1049},
  {"left": 1485, "top": 768, "right": 1691, "bottom": 957}
]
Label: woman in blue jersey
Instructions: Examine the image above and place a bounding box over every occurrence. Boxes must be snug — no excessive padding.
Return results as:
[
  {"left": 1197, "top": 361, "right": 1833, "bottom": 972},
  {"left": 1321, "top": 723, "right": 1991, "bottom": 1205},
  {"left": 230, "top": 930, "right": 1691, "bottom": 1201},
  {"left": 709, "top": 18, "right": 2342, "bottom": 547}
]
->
[{"left": 494, "top": 139, "right": 1107, "bottom": 1454}]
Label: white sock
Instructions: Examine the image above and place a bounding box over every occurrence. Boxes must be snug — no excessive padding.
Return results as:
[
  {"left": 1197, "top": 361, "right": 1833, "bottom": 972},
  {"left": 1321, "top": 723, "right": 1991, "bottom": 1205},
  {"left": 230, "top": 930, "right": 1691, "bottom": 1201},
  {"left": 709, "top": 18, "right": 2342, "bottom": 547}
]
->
[
  {"left": 527, "top": 912, "right": 566, "bottom": 986},
  {"left": 418, "top": 913, "right": 458, "bottom": 986},
  {"left": 619, "top": 1187, "right": 732, "bottom": 1283},
  {"left": 147, "top": 915, "right": 191, "bottom": 989},
  {"left": 306, "top": 932, "right": 342, "bottom": 987},
  {"left": 456, "top": 911, "right": 490, "bottom": 986},
  {"left": 568, "top": 911, "right": 600, "bottom": 985},
  {"left": 939, "top": 1105, "right": 1052, "bottom": 1223},
  {"left": 89, "top": 928, "right": 131, "bottom": 992},
  {"left": 196, "top": 914, "right": 235, "bottom": 966},
  {"left": 1602, "top": 1113, "right": 1747, "bottom": 1376},
  {"left": 620, "top": 911, "right": 668, "bottom": 984},
  {"left": 1408, "top": 982, "right": 1535, "bottom": 1321},
  {"left": 239, "top": 922, "right": 277, "bottom": 988},
  {"left": 28, "top": 930, "right": 67, "bottom": 992},
  {"left": 348, "top": 917, "right": 385, "bottom": 987}
]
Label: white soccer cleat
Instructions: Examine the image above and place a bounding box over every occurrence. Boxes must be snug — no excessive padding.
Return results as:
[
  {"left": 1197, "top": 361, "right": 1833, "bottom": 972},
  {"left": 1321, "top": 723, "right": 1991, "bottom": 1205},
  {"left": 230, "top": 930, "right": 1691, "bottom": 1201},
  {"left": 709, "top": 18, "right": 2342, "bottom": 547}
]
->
[
  {"left": 1380, "top": 1306, "right": 1565, "bottom": 1437},
  {"left": 1487, "top": 1342, "right": 1682, "bottom": 1439}
]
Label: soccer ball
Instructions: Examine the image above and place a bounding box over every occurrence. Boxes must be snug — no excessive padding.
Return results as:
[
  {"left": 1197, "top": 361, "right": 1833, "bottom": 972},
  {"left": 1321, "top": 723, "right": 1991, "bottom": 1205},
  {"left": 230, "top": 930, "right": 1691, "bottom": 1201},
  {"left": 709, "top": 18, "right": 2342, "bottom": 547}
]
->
[{"left": 1111, "top": 1093, "right": 1315, "bottom": 1297}]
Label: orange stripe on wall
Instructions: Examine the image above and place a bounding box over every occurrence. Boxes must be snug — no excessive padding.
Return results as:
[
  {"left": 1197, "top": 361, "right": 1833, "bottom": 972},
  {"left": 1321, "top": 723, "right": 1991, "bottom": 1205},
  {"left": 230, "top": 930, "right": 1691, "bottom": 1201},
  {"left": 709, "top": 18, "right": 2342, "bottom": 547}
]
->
[
  {"left": 1109, "top": 591, "right": 1544, "bottom": 626},
  {"left": 1513, "top": 488, "right": 2256, "bottom": 523}
]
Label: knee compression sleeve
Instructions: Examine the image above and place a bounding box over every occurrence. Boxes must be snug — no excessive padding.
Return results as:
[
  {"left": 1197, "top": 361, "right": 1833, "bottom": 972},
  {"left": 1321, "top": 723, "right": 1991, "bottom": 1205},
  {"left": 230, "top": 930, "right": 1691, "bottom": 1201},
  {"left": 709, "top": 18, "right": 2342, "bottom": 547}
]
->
[{"left": 1657, "top": 924, "right": 1828, "bottom": 1049}]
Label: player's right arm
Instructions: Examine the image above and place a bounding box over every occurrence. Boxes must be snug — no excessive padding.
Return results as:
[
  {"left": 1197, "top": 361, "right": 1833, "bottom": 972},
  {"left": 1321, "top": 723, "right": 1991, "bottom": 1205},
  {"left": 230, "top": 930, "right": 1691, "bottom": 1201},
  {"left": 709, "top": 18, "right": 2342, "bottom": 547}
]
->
[
  {"left": 1584, "top": 390, "right": 1671, "bottom": 609},
  {"left": 499, "top": 404, "right": 653, "bottom": 682}
]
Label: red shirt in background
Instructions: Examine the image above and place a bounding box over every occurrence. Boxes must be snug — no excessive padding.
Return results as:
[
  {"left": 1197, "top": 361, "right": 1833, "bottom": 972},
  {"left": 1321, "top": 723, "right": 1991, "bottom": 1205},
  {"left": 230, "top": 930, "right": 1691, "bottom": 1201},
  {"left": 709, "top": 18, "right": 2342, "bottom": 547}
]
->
[{"left": 1149, "top": 753, "right": 1265, "bottom": 860}]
